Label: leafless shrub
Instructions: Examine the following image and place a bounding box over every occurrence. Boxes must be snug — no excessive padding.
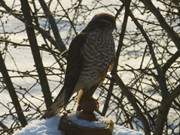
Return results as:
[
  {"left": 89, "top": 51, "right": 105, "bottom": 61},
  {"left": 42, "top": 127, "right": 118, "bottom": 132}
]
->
[{"left": 0, "top": 0, "right": 179, "bottom": 134}]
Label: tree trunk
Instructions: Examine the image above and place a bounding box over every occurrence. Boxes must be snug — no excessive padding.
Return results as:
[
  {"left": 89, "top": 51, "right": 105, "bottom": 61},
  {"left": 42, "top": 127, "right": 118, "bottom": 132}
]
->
[
  {"left": 20, "top": 0, "right": 52, "bottom": 109},
  {"left": 0, "top": 53, "right": 27, "bottom": 127}
]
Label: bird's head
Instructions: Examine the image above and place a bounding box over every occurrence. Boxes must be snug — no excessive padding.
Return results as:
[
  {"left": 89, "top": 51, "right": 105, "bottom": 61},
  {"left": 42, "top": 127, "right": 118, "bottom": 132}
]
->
[{"left": 84, "top": 13, "right": 116, "bottom": 32}]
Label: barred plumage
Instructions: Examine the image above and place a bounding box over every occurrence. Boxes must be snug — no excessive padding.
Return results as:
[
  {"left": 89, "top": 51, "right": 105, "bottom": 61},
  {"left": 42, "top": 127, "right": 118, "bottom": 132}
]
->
[
  {"left": 77, "top": 29, "right": 115, "bottom": 91},
  {"left": 44, "top": 13, "right": 116, "bottom": 118}
]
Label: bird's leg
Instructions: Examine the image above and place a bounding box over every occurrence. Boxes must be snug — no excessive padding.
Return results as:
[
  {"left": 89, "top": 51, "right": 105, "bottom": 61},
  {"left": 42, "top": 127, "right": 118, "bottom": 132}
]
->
[
  {"left": 76, "top": 89, "right": 84, "bottom": 111},
  {"left": 76, "top": 89, "right": 99, "bottom": 121}
]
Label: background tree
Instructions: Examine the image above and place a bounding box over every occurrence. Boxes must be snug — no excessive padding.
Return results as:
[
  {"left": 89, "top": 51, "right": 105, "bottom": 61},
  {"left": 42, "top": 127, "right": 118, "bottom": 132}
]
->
[{"left": 0, "top": 0, "right": 179, "bottom": 134}]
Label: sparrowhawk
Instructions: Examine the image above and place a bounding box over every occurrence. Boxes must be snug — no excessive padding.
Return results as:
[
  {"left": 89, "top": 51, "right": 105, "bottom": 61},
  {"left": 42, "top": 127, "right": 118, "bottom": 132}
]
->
[{"left": 44, "top": 13, "right": 116, "bottom": 118}]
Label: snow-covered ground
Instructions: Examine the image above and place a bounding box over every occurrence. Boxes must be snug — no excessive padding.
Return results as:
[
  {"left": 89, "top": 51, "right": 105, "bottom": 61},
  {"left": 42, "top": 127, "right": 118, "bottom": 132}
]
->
[{"left": 14, "top": 115, "right": 143, "bottom": 135}]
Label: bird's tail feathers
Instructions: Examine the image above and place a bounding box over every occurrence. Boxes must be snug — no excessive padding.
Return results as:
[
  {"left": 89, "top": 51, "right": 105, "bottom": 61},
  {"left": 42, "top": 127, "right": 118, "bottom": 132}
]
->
[{"left": 43, "top": 87, "right": 69, "bottom": 118}]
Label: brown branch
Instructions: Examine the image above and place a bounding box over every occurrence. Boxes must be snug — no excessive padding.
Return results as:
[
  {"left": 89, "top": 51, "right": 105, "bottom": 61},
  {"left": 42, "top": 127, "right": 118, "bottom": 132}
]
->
[
  {"left": 109, "top": 1, "right": 151, "bottom": 134},
  {"left": 0, "top": 0, "right": 64, "bottom": 53},
  {"left": 38, "top": 0, "right": 66, "bottom": 52},
  {"left": 0, "top": 52, "right": 27, "bottom": 127},
  {"left": 129, "top": 10, "right": 169, "bottom": 98},
  {"left": 102, "top": 1, "right": 128, "bottom": 117},
  {"left": 101, "top": 78, "right": 115, "bottom": 116},
  {"left": 170, "top": 84, "right": 180, "bottom": 101},
  {"left": 113, "top": 73, "right": 151, "bottom": 135},
  {"left": 154, "top": 84, "right": 180, "bottom": 135},
  {"left": 57, "top": 0, "right": 78, "bottom": 35},
  {"left": 128, "top": 10, "right": 172, "bottom": 135},
  {"left": 162, "top": 50, "right": 180, "bottom": 73},
  {"left": 102, "top": 3, "right": 125, "bottom": 116},
  {"left": 114, "top": 0, "right": 130, "bottom": 71},
  {"left": 0, "top": 121, "right": 13, "bottom": 134},
  {"left": 140, "top": 0, "right": 180, "bottom": 50}
]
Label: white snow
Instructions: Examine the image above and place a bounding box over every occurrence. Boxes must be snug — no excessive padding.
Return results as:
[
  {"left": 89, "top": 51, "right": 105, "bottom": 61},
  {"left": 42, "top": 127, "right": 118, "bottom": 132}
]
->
[
  {"left": 14, "top": 114, "right": 143, "bottom": 135},
  {"left": 67, "top": 112, "right": 107, "bottom": 128},
  {"left": 14, "top": 116, "right": 62, "bottom": 135}
]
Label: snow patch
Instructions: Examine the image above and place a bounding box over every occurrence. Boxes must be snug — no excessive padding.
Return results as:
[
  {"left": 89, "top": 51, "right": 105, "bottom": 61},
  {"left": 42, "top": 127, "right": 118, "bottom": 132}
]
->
[
  {"left": 14, "top": 116, "right": 61, "bottom": 135},
  {"left": 14, "top": 115, "right": 143, "bottom": 135},
  {"left": 67, "top": 112, "right": 107, "bottom": 128}
]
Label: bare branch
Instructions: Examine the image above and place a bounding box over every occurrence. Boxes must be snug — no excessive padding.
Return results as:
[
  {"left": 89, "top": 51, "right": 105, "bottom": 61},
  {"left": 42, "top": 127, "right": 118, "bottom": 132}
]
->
[
  {"left": 0, "top": 52, "right": 27, "bottom": 127},
  {"left": 38, "top": 0, "right": 66, "bottom": 52},
  {"left": 20, "top": 0, "right": 53, "bottom": 109},
  {"left": 140, "top": 0, "right": 180, "bottom": 50}
]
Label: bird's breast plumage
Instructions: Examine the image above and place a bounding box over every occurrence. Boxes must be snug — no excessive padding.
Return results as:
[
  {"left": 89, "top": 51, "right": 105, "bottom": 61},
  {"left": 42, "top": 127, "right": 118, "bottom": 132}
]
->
[{"left": 76, "top": 29, "right": 115, "bottom": 90}]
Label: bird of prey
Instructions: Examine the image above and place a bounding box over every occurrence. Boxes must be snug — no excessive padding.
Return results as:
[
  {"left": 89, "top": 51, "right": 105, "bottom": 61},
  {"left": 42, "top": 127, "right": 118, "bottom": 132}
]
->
[{"left": 44, "top": 13, "right": 116, "bottom": 118}]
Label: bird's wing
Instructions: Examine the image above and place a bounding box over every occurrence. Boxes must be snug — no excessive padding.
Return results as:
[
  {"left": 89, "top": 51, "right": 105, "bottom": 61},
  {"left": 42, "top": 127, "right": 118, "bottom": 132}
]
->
[
  {"left": 43, "top": 33, "right": 87, "bottom": 118},
  {"left": 63, "top": 33, "right": 87, "bottom": 101},
  {"left": 53, "top": 33, "right": 87, "bottom": 107}
]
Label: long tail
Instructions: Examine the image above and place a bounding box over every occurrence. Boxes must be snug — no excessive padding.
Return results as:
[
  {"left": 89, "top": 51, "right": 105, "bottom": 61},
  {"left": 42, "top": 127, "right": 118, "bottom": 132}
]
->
[{"left": 42, "top": 87, "right": 71, "bottom": 118}]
